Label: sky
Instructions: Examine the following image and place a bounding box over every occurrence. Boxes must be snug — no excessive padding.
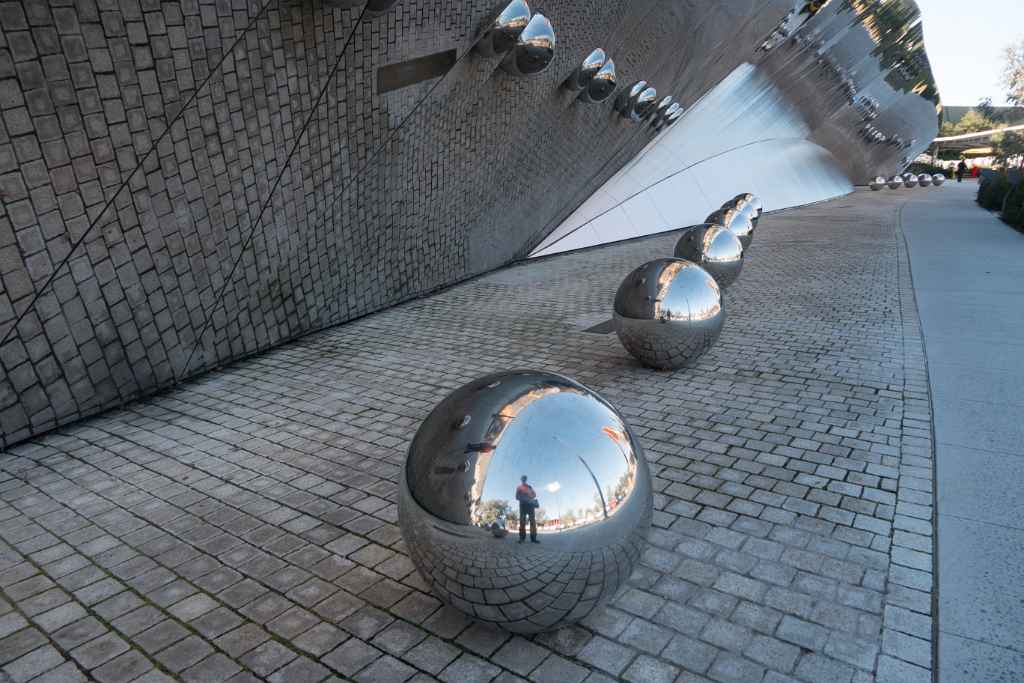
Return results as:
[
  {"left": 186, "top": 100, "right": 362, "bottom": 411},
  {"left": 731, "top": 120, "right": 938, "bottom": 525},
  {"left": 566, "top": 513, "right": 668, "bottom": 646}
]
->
[{"left": 919, "top": 0, "right": 1023, "bottom": 106}]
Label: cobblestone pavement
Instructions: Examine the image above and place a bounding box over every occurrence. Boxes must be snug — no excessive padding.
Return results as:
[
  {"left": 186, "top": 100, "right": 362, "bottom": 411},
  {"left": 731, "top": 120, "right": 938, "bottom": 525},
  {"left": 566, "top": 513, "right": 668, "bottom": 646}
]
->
[{"left": 0, "top": 189, "right": 935, "bottom": 682}]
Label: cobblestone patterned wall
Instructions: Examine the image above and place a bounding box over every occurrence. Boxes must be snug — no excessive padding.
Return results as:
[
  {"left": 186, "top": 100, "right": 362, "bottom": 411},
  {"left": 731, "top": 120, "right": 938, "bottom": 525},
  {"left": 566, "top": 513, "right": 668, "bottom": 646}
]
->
[
  {"left": 0, "top": 0, "right": 796, "bottom": 446},
  {"left": 0, "top": 191, "right": 936, "bottom": 682}
]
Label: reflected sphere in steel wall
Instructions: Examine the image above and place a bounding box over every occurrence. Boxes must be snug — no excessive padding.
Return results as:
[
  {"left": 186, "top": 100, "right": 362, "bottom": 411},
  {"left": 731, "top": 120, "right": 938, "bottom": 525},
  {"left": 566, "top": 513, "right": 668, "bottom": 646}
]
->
[
  {"left": 398, "top": 370, "right": 652, "bottom": 633},
  {"left": 566, "top": 48, "right": 606, "bottom": 91},
  {"left": 917, "top": 173, "right": 932, "bottom": 187},
  {"left": 502, "top": 14, "right": 556, "bottom": 77},
  {"left": 932, "top": 173, "right": 946, "bottom": 186},
  {"left": 870, "top": 176, "right": 886, "bottom": 191},
  {"left": 674, "top": 224, "right": 744, "bottom": 288},
  {"left": 705, "top": 208, "right": 755, "bottom": 249},
  {"left": 904, "top": 174, "right": 918, "bottom": 188},
  {"left": 614, "top": 258, "right": 725, "bottom": 369},
  {"left": 888, "top": 176, "right": 903, "bottom": 189},
  {"left": 580, "top": 59, "right": 617, "bottom": 103},
  {"left": 477, "top": 1, "right": 532, "bottom": 57},
  {"left": 723, "top": 193, "right": 763, "bottom": 227}
]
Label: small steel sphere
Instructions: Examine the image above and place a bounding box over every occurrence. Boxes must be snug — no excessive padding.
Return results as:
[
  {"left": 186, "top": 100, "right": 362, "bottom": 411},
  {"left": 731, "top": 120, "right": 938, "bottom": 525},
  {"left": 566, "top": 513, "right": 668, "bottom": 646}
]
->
[
  {"left": 918, "top": 173, "right": 932, "bottom": 187},
  {"left": 932, "top": 173, "right": 946, "bottom": 186},
  {"left": 722, "top": 193, "right": 763, "bottom": 226},
  {"left": 674, "top": 224, "right": 744, "bottom": 288},
  {"left": 902, "top": 172, "right": 915, "bottom": 181},
  {"left": 399, "top": 370, "right": 652, "bottom": 633},
  {"left": 887, "top": 176, "right": 903, "bottom": 189},
  {"left": 705, "top": 208, "right": 755, "bottom": 249},
  {"left": 870, "top": 176, "right": 886, "bottom": 191},
  {"left": 476, "top": 1, "right": 531, "bottom": 57},
  {"left": 614, "top": 258, "right": 725, "bottom": 370},
  {"left": 579, "top": 59, "right": 616, "bottom": 104},
  {"left": 566, "top": 48, "right": 606, "bottom": 91},
  {"left": 904, "top": 174, "right": 918, "bottom": 188},
  {"left": 501, "top": 13, "right": 556, "bottom": 77}
]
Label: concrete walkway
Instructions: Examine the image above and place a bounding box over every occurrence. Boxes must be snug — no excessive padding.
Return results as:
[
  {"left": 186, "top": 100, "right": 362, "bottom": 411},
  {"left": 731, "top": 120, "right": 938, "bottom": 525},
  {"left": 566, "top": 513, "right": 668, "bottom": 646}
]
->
[{"left": 900, "top": 180, "right": 1024, "bottom": 681}]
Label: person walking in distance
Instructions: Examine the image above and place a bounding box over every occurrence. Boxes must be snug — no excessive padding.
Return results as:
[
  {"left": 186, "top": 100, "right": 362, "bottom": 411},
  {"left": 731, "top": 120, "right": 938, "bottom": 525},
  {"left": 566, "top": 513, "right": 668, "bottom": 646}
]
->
[
  {"left": 956, "top": 159, "right": 967, "bottom": 183},
  {"left": 516, "top": 476, "right": 539, "bottom": 543}
]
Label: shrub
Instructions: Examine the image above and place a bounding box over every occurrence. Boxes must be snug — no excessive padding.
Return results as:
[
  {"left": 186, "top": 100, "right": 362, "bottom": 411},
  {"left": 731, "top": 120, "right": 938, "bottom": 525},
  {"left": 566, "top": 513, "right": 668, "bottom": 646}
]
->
[
  {"left": 977, "top": 173, "right": 1010, "bottom": 210},
  {"left": 1002, "top": 183, "right": 1024, "bottom": 229},
  {"left": 908, "top": 162, "right": 948, "bottom": 177}
]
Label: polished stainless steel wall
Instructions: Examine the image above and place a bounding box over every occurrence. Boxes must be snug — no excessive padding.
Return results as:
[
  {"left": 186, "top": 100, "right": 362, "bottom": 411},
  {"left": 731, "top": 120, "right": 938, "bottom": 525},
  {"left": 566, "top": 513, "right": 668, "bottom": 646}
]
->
[
  {"left": 0, "top": 0, "right": 940, "bottom": 445},
  {"left": 534, "top": 0, "right": 941, "bottom": 257}
]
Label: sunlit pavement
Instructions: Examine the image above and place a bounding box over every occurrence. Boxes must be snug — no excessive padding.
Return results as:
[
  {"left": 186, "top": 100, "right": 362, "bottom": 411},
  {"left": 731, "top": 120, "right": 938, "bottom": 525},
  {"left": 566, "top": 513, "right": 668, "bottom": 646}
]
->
[
  {"left": 900, "top": 180, "right": 1024, "bottom": 682},
  {"left": 0, "top": 186, "right": 971, "bottom": 682}
]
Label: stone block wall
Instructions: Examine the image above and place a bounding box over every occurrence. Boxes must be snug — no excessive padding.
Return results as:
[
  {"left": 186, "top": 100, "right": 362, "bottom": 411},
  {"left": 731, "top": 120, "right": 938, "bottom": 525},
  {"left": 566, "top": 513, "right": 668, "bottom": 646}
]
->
[{"left": 0, "top": 0, "right": 802, "bottom": 446}]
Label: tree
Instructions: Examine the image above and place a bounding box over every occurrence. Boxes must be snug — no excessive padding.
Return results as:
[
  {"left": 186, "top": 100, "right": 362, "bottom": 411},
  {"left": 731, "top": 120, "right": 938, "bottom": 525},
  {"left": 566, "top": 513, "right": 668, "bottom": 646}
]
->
[
  {"left": 992, "top": 130, "right": 1024, "bottom": 170},
  {"left": 940, "top": 109, "right": 997, "bottom": 137},
  {"left": 1003, "top": 39, "right": 1024, "bottom": 107}
]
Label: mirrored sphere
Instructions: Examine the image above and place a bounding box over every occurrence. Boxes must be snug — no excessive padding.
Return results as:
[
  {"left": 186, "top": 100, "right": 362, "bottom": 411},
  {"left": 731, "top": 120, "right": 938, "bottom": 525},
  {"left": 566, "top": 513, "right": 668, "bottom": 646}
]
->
[
  {"left": 870, "top": 176, "right": 886, "bottom": 191},
  {"left": 567, "top": 48, "right": 606, "bottom": 91},
  {"left": 477, "top": 0, "right": 531, "bottom": 57},
  {"left": 580, "top": 59, "right": 616, "bottom": 103},
  {"left": 902, "top": 172, "right": 915, "bottom": 181},
  {"left": 932, "top": 173, "right": 946, "bottom": 186},
  {"left": 705, "top": 208, "right": 755, "bottom": 249},
  {"left": 723, "top": 193, "right": 763, "bottom": 226},
  {"left": 904, "top": 175, "right": 918, "bottom": 188},
  {"left": 614, "top": 258, "right": 725, "bottom": 369},
  {"left": 399, "top": 370, "right": 653, "bottom": 633},
  {"left": 674, "top": 224, "right": 744, "bottom": 288},
  {"left": 917, "top": 173, "right": 932, "bottom": 187},
  {"left": 653, "top": 96, "right": 674, "bottom": 122},
  {"left": 633, "top": 87, "right": 658, "bottom": 121},
  {"left": 888, "top": 176, "right": 903, "bottom": 189},
  {"left": 502, "top": 13, "right": 556, "bottom": 77},
  {"left": 616, "top": 81, "right": 647, "bottom": 116}
]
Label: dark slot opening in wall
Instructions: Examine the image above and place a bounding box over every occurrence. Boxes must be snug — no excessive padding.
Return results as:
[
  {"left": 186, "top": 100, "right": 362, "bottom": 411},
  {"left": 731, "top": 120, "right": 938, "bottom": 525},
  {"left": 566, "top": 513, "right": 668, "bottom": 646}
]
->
[{"left": 377, "top": 49, "right": 458, "bottom": 94}]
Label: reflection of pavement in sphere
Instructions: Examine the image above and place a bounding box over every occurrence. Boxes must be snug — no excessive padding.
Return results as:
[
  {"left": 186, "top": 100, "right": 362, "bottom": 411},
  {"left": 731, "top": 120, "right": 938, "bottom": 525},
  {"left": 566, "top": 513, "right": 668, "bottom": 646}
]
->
[{"left": 399, "top": 371, "right": 653, "bottom": 633}]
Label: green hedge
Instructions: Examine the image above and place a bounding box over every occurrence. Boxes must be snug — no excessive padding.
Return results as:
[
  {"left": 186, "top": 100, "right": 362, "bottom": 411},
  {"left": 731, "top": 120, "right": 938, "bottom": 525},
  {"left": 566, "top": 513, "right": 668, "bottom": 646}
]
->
[
  {"left": 1003, "top": 184, "right": 1024, "bottom": 229},
  {"left": 977, "top": 174, "right": 1011, "bottom": 210},
  {"left": 908, "top": 162, "right": 948, "bottom": 177}
]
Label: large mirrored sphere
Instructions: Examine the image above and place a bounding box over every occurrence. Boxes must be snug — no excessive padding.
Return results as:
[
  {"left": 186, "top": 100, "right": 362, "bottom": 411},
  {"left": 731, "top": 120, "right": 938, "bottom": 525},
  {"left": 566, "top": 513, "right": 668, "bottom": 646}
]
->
[
  {"left": 705, "top": 208, "right": 755, "bottom": 249},
  {"left": 502, "top": 13, "right": 556, "bottom": 77},
  {"left": 614, "top": 258, "right": 725, "bottom": 369},
  {"left": 932, "top": 173, "right": 946, "bottom": 186},
  {"left": 870, "top": 176, "right": 886, "bottom": 191},
  {"left": 398, "top": 371, "right": 653, "bottom": 633},
  {"left": 904, "top": 175, "right": 918, "bottom": 188},
  {"left": 888, "top": 176, "right": 903, "bottom": 189},
  {"left": 674, "top": 224, "right": 744, "bottom": 288},
  {"left": 918, "top": 173, "right": 932, "bottom": 187}
]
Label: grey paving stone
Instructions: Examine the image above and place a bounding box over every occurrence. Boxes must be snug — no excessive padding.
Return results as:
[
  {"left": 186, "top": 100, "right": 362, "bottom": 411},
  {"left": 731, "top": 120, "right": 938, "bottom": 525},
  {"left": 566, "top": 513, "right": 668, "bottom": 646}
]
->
[
  {"left": 576, "top": 636, "right": 635, "bottom": 676},
  {"left": 528, "top": 654, "right": 588, "bottom": 683},
  {"left": 622, "top": 654, "right": 679, "bottom": 683},
  {"left": 0, "top": 191, "right": 940, "bottom": 683},
  {"left": 322, "top": 638, "right": 381, "bottom": 678}
]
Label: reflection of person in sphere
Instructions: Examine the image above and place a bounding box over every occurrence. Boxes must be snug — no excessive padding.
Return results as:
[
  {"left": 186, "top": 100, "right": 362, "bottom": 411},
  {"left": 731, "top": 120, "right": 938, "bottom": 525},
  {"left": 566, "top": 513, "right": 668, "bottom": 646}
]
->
[{"left": 516, "top": 476, "right": 539, "bottom": 543}]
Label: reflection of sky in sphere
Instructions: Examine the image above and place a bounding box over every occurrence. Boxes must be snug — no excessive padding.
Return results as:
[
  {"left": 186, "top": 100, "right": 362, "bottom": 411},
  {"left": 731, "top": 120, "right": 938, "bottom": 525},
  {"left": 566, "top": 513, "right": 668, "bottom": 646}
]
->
[{"left": 478, "top": 391, "right": 635, "bottom": 523}]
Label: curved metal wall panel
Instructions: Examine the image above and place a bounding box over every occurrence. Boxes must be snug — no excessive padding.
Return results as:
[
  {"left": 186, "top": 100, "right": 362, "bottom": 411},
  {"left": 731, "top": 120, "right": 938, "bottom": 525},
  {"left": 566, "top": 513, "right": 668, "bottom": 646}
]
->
[
  {"left": 0, "top": 0, "right": 938, "bottom": 446},
  {"left": 531, "top": 64, "right": 855, "bottom": 257}
]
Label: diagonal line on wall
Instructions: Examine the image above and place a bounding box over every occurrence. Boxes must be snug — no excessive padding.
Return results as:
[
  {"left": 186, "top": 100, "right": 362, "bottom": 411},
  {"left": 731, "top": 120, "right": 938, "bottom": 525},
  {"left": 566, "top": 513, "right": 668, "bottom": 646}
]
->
[
  {"left": 0, "top": 1, "right": 276, "bottom": 351},
  {"left": 179, "top": 13, "right": 485, "bottom": 378}
]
